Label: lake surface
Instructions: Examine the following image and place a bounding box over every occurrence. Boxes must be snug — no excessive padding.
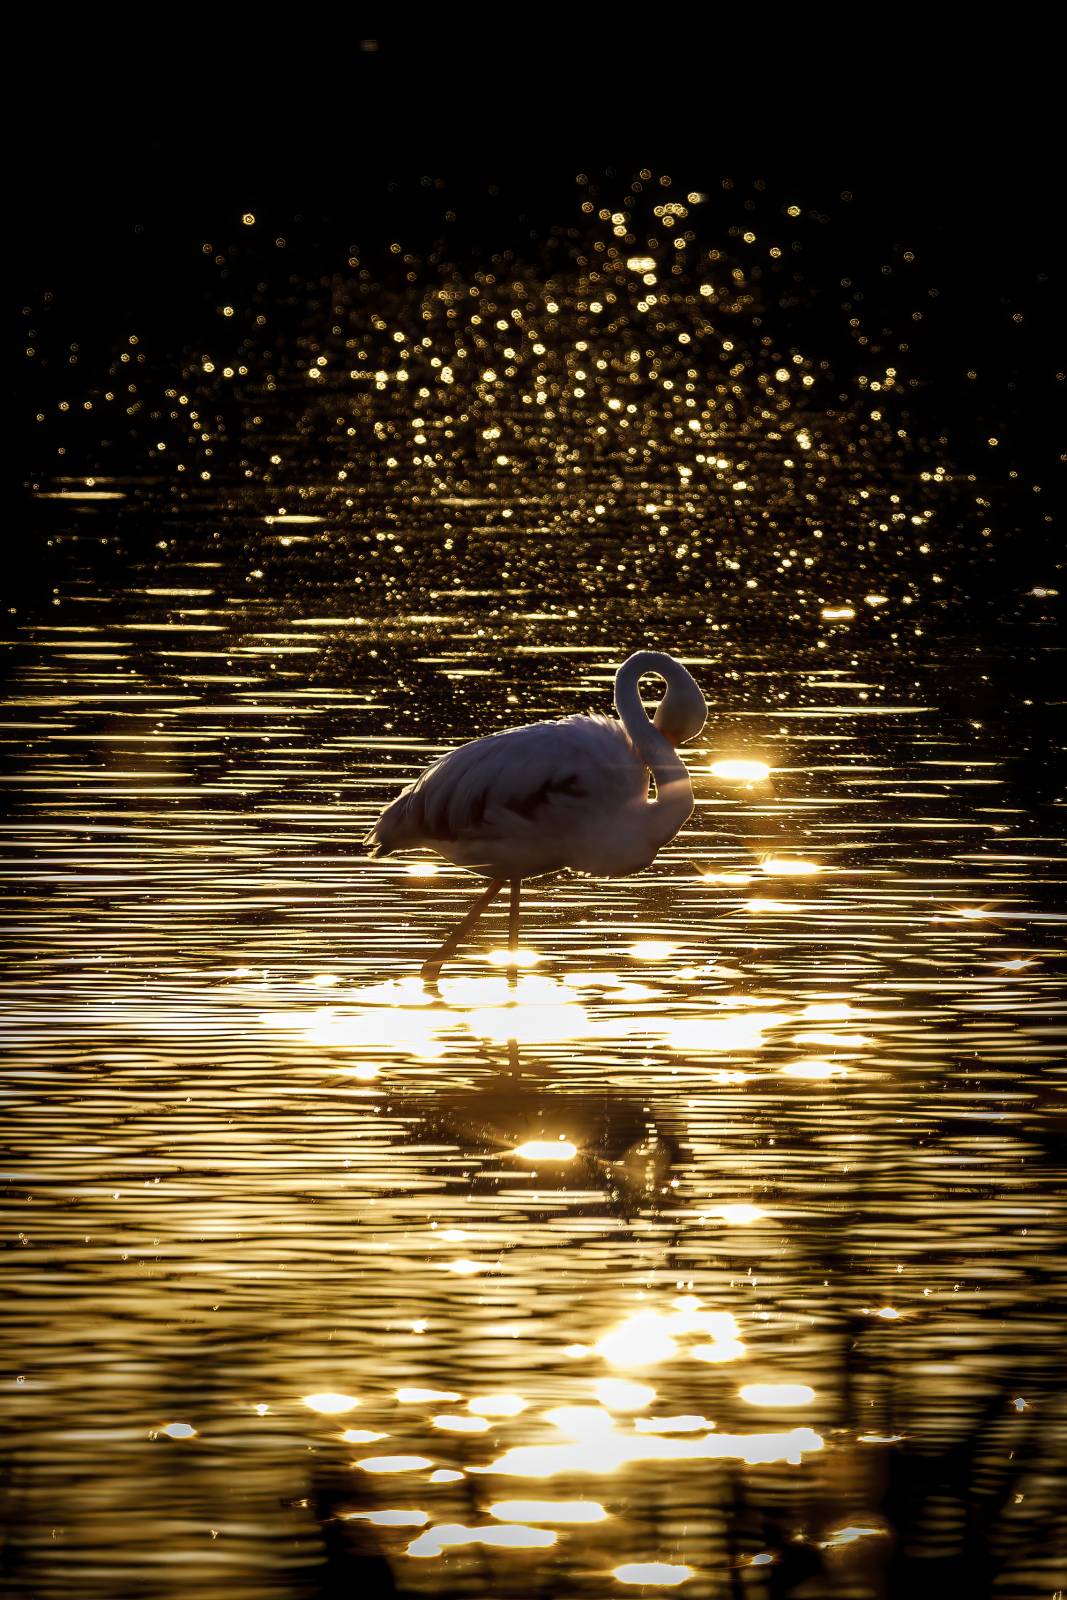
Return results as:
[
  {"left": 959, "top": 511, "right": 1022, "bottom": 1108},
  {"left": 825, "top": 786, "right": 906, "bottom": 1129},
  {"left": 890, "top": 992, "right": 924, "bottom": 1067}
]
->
[{"left": 7, "top": 174, "right": 1065, "bottom": 1597}]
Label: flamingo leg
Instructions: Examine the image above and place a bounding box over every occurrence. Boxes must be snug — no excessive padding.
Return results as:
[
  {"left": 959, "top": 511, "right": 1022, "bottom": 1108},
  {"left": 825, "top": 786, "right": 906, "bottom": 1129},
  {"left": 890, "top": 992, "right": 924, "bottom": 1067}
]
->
[
  {"left": 507, "top": 878, "right": 521, "bottom": 989},
  {"left": 506, "top": 878, "right": 522, "bottom": 1074},
  {"left": 421, "top": 877, "right": 504, "bottom": 984}
]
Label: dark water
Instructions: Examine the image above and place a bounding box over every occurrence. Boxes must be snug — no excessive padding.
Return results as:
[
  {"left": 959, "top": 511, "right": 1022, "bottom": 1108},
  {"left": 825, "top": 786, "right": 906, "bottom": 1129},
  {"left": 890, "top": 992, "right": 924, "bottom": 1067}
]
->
[{"left": 6, "top": 169, "right": 1066, "bottom": 1597}]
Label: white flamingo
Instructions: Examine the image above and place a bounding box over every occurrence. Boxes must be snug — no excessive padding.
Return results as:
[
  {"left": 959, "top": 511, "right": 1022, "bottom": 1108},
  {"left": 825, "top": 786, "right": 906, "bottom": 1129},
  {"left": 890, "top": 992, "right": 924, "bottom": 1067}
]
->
[{"left": 365, "top": 651, "right": 707, "bottom": 981}]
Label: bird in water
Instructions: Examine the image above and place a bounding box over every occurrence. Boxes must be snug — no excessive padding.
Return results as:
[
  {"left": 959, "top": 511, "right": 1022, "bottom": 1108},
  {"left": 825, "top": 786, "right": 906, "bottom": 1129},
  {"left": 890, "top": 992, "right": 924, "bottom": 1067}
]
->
[{"left": 365, "top": 650, "right": 707, "bottom": 981}]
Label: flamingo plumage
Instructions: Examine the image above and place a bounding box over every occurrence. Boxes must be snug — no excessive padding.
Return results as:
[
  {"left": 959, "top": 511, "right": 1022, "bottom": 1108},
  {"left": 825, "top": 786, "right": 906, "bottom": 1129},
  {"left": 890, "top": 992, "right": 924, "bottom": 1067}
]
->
[{"left": 365, "top": 650, "right": 707, "bottom": 980}]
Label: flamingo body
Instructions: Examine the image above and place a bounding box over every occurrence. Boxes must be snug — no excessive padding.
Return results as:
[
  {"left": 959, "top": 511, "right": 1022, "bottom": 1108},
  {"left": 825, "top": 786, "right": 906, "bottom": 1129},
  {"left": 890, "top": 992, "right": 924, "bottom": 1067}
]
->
[
  {"left": 366, "top": 651, "right": 707, "bottom": 882},
  {"left": 370, "top": 714, "right": 653, "bottom": 879}
]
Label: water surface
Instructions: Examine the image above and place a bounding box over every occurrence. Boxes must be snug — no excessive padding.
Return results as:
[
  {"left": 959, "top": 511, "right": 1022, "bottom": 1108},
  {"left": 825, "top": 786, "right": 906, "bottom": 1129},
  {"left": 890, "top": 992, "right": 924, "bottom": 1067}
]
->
[{"left": 6, "top": 174, "right": 1065, "bottom": 1598}]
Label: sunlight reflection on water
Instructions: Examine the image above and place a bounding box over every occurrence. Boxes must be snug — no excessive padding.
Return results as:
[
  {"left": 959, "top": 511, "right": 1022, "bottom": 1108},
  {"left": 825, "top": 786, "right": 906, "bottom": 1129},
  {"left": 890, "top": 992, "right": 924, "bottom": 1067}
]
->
[
  {"left": 4, "top": 605, "right": 1064, "bottom": 1591},
  {"left": 7, "top": 181, "right": 1066, "bottom": 1599}
]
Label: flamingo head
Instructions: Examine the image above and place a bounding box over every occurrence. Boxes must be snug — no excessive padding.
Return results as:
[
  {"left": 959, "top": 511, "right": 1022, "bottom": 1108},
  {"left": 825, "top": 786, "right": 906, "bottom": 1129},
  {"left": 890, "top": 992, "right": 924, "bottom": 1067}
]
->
[{"left": 652, "top": 671, "right": 707, "bottom": 746}]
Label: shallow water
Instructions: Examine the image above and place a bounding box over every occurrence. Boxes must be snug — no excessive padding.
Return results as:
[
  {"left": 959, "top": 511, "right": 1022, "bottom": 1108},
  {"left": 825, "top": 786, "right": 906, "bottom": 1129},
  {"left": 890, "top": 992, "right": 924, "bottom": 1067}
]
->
[{"left": 7, "top": 175, "right": 1066, "bottom": 1597}]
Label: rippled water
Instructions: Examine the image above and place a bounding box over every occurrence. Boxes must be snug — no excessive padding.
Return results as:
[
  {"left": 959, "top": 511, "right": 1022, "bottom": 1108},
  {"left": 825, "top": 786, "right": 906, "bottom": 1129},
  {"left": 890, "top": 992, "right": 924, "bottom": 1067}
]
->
[{"left": 7, "top": 173, "right": 1065, "bottom": 1597}]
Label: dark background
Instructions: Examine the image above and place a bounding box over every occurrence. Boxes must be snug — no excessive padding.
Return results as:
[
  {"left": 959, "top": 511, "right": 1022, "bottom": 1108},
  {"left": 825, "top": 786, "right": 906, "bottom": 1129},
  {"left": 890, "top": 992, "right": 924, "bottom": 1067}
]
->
[
  {"left": 16, "top": 33, "right": 1064, "bottom": 486},
  {"left": 14, "top": 33, "right": 1064, "bottom": 510}
]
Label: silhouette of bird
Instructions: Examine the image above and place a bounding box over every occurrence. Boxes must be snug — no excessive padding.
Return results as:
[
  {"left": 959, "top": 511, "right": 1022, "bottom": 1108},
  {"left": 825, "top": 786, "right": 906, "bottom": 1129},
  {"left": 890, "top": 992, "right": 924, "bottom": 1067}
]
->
[{"left": 365, "top": 650, "right": 707, "bottom": 980}]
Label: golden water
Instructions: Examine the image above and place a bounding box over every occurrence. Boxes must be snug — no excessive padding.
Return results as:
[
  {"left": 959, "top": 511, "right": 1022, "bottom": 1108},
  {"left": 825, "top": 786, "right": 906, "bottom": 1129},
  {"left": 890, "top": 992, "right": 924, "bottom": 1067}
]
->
[
  {"left": 8, "top": 173, "right": 1066, "bottom": 1596},
  {"left": 3, "top": 570, "right": 1064, "bottom": 1597}
]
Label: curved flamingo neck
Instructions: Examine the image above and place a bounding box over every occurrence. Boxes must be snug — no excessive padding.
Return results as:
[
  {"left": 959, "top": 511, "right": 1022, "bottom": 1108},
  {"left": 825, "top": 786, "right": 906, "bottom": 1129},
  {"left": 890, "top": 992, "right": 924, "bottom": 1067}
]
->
[{"left": 614, "top": 652, "right": 695, "bottom": 849}]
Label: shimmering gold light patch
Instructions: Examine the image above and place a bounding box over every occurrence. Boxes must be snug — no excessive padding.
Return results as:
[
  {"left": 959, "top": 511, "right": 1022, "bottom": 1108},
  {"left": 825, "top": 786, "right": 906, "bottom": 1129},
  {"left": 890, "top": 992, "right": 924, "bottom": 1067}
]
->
[
  {"left": 594, "top": 1378, "right": 656, "bottom": 1412},
  {"left": 468, "top": 1393, "right": 528, "bottom": 1417},
  {"left": 634, "top": 1415, "right": 714, "bottom": 1434},
  {"left": 760, "top": 857, "right": 822, "bottom": 876},
  {"left": 780, "top": 1061, "right": 848, "bottom": 1080},
  {"left": 708, "top": 759, "right": 771, "bottom": 782},
  {"left": 433, "top": 1413, "right": 490, "bottom": 1433},
  {"left": 823, "top": 1524, "right": 888, "bottom": 1547},
  {"left": 595, "top": 1313, "right": 679, "bottom": 1368},
  {"left": 613, "top": 1563, "right": 695, "bottom": 1586},
  {"left": 303, "top": 1392, "right": 359, "bottom": 1414},
  {"left": 407, "top": 1522, "right": 557, "bottom": 1557},
  {"left": 514, "top": 1139, "right": 577, "bottom": 1162},
  {"left": 739, "top": 1384, "right": 815, "bottom": 1407},
  {"left": 709, "top": 1204, "right": 766, "bottom": 1224},
  {"left": 628, "top": 939, "right": 677, "bottom": 963},
  {"left": 485, "top": 1425, "right": 823, "bottom": 1477},
  {"left": 487, "top": 946, "right": 541, "bottom": 967}
]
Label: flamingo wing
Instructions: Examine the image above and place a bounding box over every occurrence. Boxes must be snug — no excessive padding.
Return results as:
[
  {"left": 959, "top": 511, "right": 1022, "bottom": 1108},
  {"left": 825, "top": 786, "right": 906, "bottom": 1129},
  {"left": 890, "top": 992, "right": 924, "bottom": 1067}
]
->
[{"left": 366, "top": 715, "right": 644, "bottom": 856}]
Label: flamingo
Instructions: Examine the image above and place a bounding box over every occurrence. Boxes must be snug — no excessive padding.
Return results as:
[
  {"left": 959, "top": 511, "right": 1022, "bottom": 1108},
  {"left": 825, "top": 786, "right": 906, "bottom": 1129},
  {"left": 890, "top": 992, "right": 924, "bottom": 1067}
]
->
[{"left": 365, "top": 650, "right": 707, "bottom": 981}]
